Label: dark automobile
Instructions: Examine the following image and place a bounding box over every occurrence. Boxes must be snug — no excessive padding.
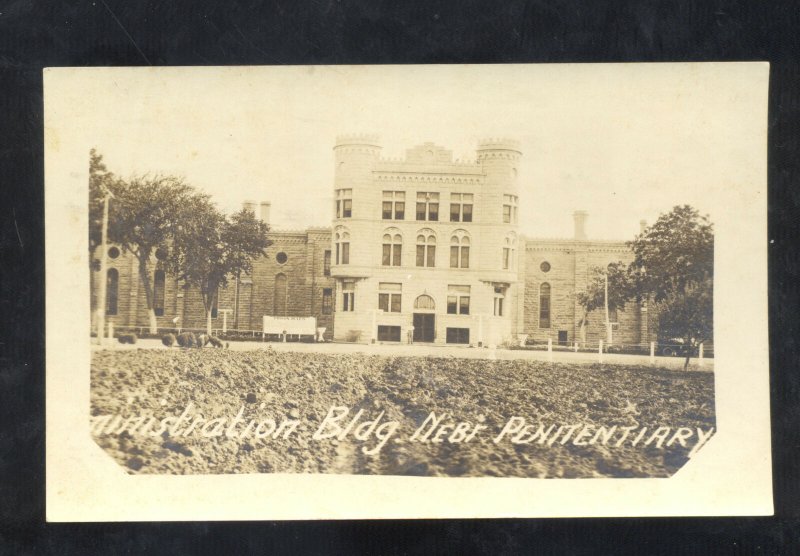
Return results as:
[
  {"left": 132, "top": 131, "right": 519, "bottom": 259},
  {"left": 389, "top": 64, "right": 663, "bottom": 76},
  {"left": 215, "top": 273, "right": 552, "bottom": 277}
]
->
[{"left": 658, "top": 338, "right": 714, "bottom": 358}]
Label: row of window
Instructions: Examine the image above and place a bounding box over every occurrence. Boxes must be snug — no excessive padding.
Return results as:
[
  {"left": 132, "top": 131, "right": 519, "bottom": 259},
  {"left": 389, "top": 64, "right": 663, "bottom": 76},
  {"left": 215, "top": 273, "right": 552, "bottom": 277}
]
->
[
  {"left": 332, "top": 229, "right": 517, "bottom": 270},
  {"left": 104, "top": 268, "right": 218, "bottom": 317},
  {"left": 106, "top": 270, "right": 565, "bottom": 329},
  {"left": 335, "top": 188, "right": 519, "bottom": 224},
  {"left": 334, "top": 283, "right": 508, "bottom": 317},
  {"left": 376, "top": 325, "right": 471, "bottom": 344},
  {"left": 323, "top": 248, "right": 532, "bottom": 278}
]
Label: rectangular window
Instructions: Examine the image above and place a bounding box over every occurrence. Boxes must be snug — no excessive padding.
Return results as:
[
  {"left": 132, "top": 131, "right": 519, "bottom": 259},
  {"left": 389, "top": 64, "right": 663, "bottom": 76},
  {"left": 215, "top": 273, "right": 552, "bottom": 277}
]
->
[
  {"left": 447, "top": 285, "right": 470, "bottom": 315},
  {"left": 322, "top": 288, "right": 333, "bottom": 314},
  {"left": 382, "top": 242, "right": 401, "bottom": 266},
  {"left": 450, "top": 242, "right": 469, "bottom": 269},
  {"left": 323, "top": 250, "right": 331, "bottom": 276},
  {"left": 449, "top": 193, "right": 474, "bottom": 223},
  {"left": 462, "top": 203, "right": 473, "bottom": 222},
  {"left": 378, "top": 282, "right": 402, "bottom": 313},
  {"left": 342, "top": 280, "right": 355, "bottom": 312},
  {"left": 335, "top": 188, "right": 353, "bottom": 218},
  {"left": 502, "top": 247, "right": 510, "bottom": 270},
  {"left": 502, "top": 194, "right": 518, "bottom": 224},
  {"left": 416, "top": 192, "right": 440, "bottom": 221},
  {"left": 493, "top": 285, "right": 506, "bottom": 316},
  {"left": 417, "top": 244, "right": 435, "bottom": 267},
  {"left": 558, "top": 330, "right": 568, "bottom": 346},
  {"left": 446, "top": 327, "right": 470, "bottom": 344},
  {"left": 382, "top": 244, "right": 391, "bottom": 266},
  {"left": 382, "top": 191, "right": 405, "bottom": 220},
  {"left": 377, "top": 325, "right": 402, "bottom": 342},
  {"left": 341, "top": 242, "right": 350, "bottom": 265}
]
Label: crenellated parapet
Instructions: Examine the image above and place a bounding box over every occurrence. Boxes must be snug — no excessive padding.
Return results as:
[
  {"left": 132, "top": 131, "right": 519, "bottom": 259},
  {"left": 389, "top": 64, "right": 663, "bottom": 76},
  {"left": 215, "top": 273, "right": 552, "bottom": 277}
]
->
[{"left": 334, "top": 134, "right": 382, "bottom": 156}]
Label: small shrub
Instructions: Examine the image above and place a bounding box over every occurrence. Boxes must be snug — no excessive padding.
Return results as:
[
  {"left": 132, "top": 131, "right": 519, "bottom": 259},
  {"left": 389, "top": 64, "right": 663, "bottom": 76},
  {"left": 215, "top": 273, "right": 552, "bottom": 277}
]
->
[
  {"left": 207, "top": 335, "right": 224, "bottom": 348},
  {"left": 162, "top": 333, "right": 176, "bottom": 347},
  {"left": 176, "top": 332, "right": 196, "bottom": 348},
  {"left": 196, "top": 334, "right": 208, "bottom": 348},
  {"left": 117, "top": 333, "right": 137, "bottom": 345}
]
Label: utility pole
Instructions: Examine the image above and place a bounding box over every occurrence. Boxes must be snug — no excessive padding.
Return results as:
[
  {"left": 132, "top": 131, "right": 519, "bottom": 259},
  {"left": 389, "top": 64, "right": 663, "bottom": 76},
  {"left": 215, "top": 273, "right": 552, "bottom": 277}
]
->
[
  {"left": 96, "top": 185, "right": 113, "bottom": 344},
  {"left": 604, "top": 270, "right": 612, "bottom": 346}
]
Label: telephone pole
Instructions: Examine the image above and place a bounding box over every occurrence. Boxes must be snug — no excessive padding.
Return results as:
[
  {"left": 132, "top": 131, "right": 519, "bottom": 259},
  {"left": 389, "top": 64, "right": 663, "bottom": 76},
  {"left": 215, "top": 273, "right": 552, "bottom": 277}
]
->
[
  {"left": 95, "top": 184, "right": 113, "bottom": 344},
  {"left": 604, "top": 271, "right": 612, "bottom": 345}
]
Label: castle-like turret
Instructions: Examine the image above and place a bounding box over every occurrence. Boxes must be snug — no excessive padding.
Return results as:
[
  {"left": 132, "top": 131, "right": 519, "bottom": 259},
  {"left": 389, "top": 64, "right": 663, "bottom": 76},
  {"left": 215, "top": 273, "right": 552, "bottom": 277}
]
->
[{"left": 474, "top": 138, "right": 521, "bottom": 279}]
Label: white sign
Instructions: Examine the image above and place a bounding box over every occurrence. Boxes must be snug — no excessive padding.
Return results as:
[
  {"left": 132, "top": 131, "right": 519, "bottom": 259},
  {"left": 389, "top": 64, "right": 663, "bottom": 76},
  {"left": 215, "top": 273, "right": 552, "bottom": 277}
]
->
[{"left": 263, "top": 316, "right": 317, "bottom": 336}]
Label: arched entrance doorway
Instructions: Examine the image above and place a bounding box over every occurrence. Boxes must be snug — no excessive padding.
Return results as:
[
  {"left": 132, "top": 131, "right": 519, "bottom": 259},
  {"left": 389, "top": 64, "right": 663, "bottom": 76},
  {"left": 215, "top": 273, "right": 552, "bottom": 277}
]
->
[{"left": 413, "top": 294, "right": 436, "bottom": 343}]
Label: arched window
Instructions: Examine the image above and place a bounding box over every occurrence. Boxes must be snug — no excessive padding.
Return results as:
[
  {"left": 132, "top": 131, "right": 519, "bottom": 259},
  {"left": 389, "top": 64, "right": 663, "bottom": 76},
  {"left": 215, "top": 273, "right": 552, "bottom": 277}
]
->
[
  {"left": 153, "top": 269, "right": 166, "bottom": 316},
  {"left": 416, "top": 229, "right": 436, "bottom": 267},
  {"left": 334, "top": 227, "right": 350, "bottom": 265},
  {"left": 382, "top": 230, "right": 402, "bottom": 266},
  {"left": 274, "top": 273, "right": 288, "bottom": 316},
  {"left": 450, "top": 230, "right": 470, "bottom": 269},
  {"left": 539, "top": 282, "right": 551, "bottom": 328},
  {"left": 106, "top": 268, "right": 118, "bottom": 316},
  {"left": 503, "top": 233, "right": 517, "bottom": 270},
  {"left": 414, "top": 294, "right": 435, "bottom": 310}
]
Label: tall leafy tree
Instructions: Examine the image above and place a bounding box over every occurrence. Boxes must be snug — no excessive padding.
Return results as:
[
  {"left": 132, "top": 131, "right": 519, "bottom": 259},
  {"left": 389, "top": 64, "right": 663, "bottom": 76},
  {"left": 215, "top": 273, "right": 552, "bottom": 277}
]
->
[
  {"left": 627, "top": 205, "right": 714, "bottom": 369},
  {"left": 575, "top": 261, "right": 632, "bottom": 346},
  {"left": 104, "top": 174, "right": 195, "bottom": 333},
  {"left": 171, "top": 206, "right": 271, "bottom": 334}
]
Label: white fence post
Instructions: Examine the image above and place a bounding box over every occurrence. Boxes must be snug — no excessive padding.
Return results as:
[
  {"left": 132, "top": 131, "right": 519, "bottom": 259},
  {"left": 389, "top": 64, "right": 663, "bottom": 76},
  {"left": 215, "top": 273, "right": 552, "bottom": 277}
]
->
[
  {"left": 574, "top": 341, "right": 578, "bottom": 353},
  {"left": 547, "top": 338, "right": 553, "bottom": 362},
  {"left": 107, "top": 322, "right": 114, "bottom": 346},
  {"left": 598, "top": 339, "right": 604, "bottom": 363},
  {"left": 650, "top": 341, "right": 655, "bottom": 365},
  {"left": 698, "top": 343, "right": 705, "bottom": 368}
]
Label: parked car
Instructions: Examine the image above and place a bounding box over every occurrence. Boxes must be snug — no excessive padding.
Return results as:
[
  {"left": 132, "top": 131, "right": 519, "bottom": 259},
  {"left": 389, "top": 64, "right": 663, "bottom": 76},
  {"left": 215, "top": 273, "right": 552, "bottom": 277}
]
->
[{"left": 658, "top": 338, "right": 714, "bottom": 358}]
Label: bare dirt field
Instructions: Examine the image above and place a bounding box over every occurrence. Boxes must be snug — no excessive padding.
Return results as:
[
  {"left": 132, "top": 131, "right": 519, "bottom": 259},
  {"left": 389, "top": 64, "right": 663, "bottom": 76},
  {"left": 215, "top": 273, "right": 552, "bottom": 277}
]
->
[{"left": 90, "top": 348, "right": 716, "bottom": 478}]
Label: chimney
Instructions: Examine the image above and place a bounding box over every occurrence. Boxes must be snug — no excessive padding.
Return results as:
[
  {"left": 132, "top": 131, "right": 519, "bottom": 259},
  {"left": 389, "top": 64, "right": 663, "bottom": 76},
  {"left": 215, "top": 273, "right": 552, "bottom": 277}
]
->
[
  {"left": 639, "top": 219, "right": 647, "bottom": 234},
  {"left": 260, "top": 201, "right": 271, "bottom": 225},
  {"left": 243, "top": 200, "right": 257, "bottom": 215},
  {"left": 573, "top": 211, "right": 588, "bottom": 240}
]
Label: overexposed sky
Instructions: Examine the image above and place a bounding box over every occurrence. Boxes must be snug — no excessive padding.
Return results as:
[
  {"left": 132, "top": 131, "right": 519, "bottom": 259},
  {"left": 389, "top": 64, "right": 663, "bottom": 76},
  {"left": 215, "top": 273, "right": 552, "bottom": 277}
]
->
[{"left": 57, "top": 64, "right": 765, "bottom": 239}]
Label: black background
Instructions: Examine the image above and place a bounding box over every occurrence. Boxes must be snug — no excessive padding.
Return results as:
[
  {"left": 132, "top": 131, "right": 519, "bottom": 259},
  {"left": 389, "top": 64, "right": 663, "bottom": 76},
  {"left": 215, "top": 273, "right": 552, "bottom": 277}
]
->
[{"left": 1, "top": 1, "right": 798, "bottom": 554}]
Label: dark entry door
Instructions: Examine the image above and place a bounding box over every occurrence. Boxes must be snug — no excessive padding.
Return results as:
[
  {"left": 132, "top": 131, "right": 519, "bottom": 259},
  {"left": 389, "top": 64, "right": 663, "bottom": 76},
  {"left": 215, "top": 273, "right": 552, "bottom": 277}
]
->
[{"left": 413, "top": 313, "right": 435, "bottom": 342}]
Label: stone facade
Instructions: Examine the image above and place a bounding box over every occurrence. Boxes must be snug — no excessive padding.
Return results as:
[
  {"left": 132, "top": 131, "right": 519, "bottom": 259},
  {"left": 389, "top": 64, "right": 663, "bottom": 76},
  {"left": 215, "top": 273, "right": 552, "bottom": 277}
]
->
[{"left": 91, "top": 137, "right": 651, "bottom": 346}]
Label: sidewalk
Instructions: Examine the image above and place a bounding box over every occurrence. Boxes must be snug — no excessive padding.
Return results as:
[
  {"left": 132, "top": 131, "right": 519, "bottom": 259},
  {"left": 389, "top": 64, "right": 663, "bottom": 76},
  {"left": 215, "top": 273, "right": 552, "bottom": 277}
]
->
[{"left": 91, "top": 338, "right": 714, "bottom": 371}]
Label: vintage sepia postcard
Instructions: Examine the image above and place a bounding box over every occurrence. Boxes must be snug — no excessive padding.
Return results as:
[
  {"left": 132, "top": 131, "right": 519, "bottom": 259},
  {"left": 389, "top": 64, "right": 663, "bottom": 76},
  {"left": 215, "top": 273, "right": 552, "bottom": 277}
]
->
[{"left": 45, "top": 63, "right": 771, "bottom": 520}]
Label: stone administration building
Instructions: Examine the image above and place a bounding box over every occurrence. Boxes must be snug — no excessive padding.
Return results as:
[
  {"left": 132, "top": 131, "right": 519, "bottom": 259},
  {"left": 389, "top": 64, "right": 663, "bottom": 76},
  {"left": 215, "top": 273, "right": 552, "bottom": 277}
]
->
[{"left": 94, "top": 135, "right": 652, "bottom": 346}]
